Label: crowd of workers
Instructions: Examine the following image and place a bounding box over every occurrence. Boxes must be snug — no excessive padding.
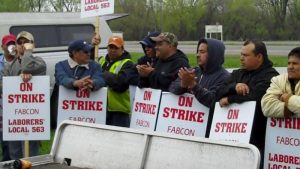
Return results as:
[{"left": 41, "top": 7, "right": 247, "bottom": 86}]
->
[{"left": 0, "top": 31, "right": 299, "bottom": 169}]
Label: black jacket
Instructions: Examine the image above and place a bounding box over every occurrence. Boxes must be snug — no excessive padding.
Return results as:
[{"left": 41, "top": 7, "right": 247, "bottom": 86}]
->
[
  {"left": 138, "top": 49, "right": 189, "bottom": 91},
  {"left": 128, "top": 33, "right": 159, "bottom": 86},
  {"left": 169, "top": 38, "right": 230, "bottom": 107},
  {"left": 128, "top": 55, "right": 158, "bottom": 86},
  {"left": 101, "top": 51, "right": 134, "bottom": 92},
  {"left": 221, "top": 59, "right": 279, "bottom": 152}
]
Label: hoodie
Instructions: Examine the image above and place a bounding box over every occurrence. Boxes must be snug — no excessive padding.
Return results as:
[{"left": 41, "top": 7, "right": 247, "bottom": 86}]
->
[
  {"left": 128, "top": 32, "right": 160, "bottom": 85},
  {"left": 169, "top": 38, "right": 230, "bottom": 107}
]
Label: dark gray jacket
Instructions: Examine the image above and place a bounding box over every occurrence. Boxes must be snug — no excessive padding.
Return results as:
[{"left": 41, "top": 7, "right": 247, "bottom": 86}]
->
[{"left": 169, "top": 38, "right": 230, "bottom": 107}]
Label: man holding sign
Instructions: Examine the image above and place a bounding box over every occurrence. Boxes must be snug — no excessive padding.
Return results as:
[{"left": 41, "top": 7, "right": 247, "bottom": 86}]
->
[
  {"left": 169, "top": 38, "right": 230, "bottom": 137},
  {"left": 261, "top": 47, "right": 300, "bottom": 169},
  {"left": 55, "top": 39, "right": 105, "bottom": 91},
  {"left": 262, "top": 47, "right": 300, "bottom": 117},
  {"left": 0, "top": 31, "right": 46, "bottom": 159},
  {"left": 218, "top": 40, "right": 278, "bottom": 168}
]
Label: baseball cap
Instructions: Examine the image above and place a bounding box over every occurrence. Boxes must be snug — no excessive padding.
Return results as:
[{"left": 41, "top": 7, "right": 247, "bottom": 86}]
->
[
  {"left": 150, "top": 32, "right": 178, "bottom": 46},
  {"left": 68, "top": 40, "right": 92, "bottom": 53},
  {"left": 2, "top": 34, "right": 16, "bottom": 45},
  {"left": 139, "top": 32, "right": 160, "bottom": 48},
  {"left": 108, "top": 36, "right": 124, "bottom": 48},
  {"left": 16, "top": 31, "right": 34, "bottom": 42}
]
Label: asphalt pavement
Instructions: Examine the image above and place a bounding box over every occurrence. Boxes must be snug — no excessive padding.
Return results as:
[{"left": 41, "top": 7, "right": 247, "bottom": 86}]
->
[{"left": 125, "top": 41, "right": 300, "bottom": 56}]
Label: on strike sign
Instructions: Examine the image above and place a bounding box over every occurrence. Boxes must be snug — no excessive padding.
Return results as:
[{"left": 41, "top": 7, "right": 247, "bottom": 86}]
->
[
  {"left": 57, "top": 86, "right": 107, "bottom": 126},
  {"left": 130, "top": 87, "right": 161, "bottom": 131},
  {"left": 264, "top": 117, "right": 300, "bottom": 169},
  {"left": 209, "top": 101, "right": 256, "bottom": 143},
  {"left": 2, "top": 76, "right": 50, "bottom": 141},
  {"left": 156, "top": 92, "right": 209, "bottom": 137},
  {"left": 81, "top": 0, "right": 114, "bottom": 18}
]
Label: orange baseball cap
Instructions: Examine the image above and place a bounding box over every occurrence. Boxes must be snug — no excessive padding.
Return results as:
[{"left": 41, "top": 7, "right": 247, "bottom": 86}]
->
[{"left": 108, "top": 36, "right": 124, "bottom": 48}]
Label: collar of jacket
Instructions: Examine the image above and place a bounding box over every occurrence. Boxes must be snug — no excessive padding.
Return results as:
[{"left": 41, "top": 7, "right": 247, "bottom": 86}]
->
[{"left": 68, "top": 57, "right": 89, "bottom": 69}]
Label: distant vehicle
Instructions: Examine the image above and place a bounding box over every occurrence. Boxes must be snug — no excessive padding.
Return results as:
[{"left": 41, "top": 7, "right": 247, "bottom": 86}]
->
[{"left": 0, "top": 12, "right": 128, "bottom": 93}]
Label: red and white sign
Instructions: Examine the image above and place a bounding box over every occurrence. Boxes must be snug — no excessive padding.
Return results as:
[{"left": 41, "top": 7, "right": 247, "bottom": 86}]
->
[
  {"left": 57, "top": 86, "right": 107, "bottom": 126},
  {"left": 156, "top": 92, "right": 209, "bottom": 137},
  {"left": 264, "top": 117, "right": 300, "bottom": 169},
  {"left": 209, "top": 101, "right": 256, "bottom": 143},
  {"left": 130, "top": 88, "right": 161, "bottom": 131},
  {"left": 81, "top": 0, "right": 114, "bottom": 18},
  {"left": 3, "top": 76, "right": 50, "bottom": 141}
]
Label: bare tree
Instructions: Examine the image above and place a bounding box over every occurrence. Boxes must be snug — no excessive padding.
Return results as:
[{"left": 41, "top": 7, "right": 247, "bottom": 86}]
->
[
  {"left": 48, "top": 0, "right": 80, "bottom": 12},
  {"left": 27, "top": 0, "right": 44, "bottom": 12},
  {"left": 270, "top": 0, "right": 289, "bottom": 27}
]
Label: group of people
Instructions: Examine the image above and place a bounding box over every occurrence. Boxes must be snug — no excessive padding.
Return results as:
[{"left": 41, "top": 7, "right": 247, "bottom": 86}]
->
[{"left": 0, "top": 30, "right": 299, "bottom": 169}]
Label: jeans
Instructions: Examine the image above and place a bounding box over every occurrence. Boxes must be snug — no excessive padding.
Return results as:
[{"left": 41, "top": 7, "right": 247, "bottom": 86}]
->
[
  {"left": 106, "top": 111, "right": 130, "bottom": 127},
  {"left": 0, "top": 131, "right": 10, "bottom": 161},
  {"left": 8, "top": 141, "right": 40, "bottom": 160}
]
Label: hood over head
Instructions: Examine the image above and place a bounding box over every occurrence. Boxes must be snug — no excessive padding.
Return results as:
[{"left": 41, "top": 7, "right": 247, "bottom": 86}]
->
[
  {"left": 197, "top": 38, "right": 225, "bottom": 73},
  {"left": 140, "top": 32, "right": 160, "bottom": 54}
]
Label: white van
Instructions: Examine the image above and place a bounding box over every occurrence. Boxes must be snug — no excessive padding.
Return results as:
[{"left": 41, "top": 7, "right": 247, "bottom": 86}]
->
[{"left": 0, "top": 12, "right": 127, "bottom": 91}]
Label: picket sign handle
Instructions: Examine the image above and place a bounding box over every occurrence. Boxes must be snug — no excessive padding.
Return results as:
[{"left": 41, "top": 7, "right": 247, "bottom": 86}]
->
[
  {"left": 24, "top": 140, "right": 29, "bottom": 158},
  {"left": 94, "top": 16, "right": 100, "bottom": 60}
]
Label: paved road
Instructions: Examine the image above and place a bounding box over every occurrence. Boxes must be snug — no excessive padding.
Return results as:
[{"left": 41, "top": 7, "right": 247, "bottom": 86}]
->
[{"left": 125, "top": 41, "right": 300, "bottom": 56}]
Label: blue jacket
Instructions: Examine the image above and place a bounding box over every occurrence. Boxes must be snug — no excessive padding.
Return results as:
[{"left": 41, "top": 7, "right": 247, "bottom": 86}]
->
[{"left": 55, "top": 59, "right": 105, "bottom": 90}]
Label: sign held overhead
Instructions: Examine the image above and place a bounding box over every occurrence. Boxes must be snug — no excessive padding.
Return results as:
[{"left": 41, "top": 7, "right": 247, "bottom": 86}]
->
[{"left": 81, "top": 0, "right": 114, "bottom": 18}]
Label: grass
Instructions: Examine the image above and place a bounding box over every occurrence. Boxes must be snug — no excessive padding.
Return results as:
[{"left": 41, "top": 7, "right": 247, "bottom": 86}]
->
[
  {"left": 39, "top": 130, "right": 55, "bottom": 155},
  {"left": 36, "top": 53, "right": 288, "bottom": 155},
  {"left": 130, "top": 52, "right": 288, "bottom": 68}
]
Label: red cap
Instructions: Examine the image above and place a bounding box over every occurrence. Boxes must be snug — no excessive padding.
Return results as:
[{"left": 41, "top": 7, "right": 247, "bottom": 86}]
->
[{"left": 2, "top": 34, "right": 16, "bottom": 45}]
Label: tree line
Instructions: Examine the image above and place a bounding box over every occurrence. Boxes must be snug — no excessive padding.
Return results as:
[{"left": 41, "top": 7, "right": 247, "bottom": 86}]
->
[{"left": 0, "top": 0, "right": 299, "bottom": 41}]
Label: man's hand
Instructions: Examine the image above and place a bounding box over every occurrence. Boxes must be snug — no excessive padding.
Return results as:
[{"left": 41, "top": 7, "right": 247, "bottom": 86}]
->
[
  {"left": 91, "top": 33, "right": 101, "bottom": 46},
  {"left": 20, "top": 73, "right": 32, "bottom": 82},
  {"left": 235, "top": 83, "right": 250, "bottom": 96},
  {"left": 178, "top": 67, "right": 197, "bottom": 89},
  {"left": 280, "top": 93, "right": 292, "bottom": 103},
  {"left": 23, "top": 43, "right": 34, "bottom": 50},
  {"left": 73, "top": 76, "right": 92, "bottom": 89},
  {"left": 219, "top": 97, "right": 229, "bottom": 107},
  {"left": 136, "top": 63, "right": 154, "bottom": 77}
]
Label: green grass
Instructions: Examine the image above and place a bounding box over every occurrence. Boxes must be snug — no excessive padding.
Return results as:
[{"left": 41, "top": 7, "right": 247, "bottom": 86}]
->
[
  {"left": 131, "top": 52, "right": 288, "bottom": 68},
  {"left": 38, "top": 53, "right": 288, "bottom": 155},
  {"left": 39, "top": 130, "right": 55, "bottom": 155}
]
